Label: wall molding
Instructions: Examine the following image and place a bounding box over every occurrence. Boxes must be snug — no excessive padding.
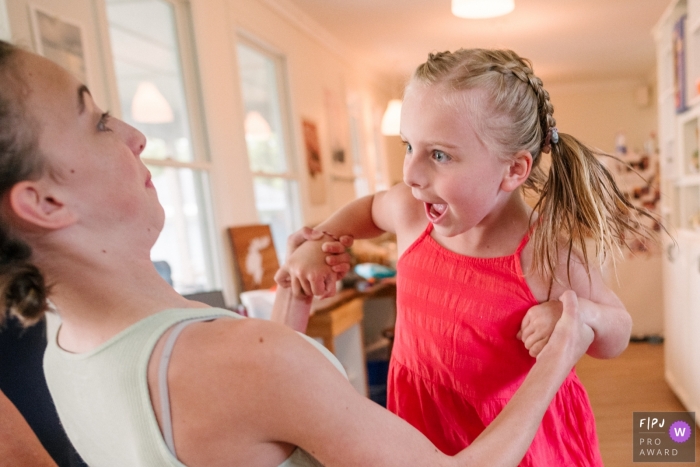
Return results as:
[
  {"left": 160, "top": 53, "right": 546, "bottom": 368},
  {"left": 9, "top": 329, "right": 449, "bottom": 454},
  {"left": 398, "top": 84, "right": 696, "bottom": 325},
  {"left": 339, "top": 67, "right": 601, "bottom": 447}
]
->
[{"left": 257, "top": 0, "right": 354, "bottom": 64}]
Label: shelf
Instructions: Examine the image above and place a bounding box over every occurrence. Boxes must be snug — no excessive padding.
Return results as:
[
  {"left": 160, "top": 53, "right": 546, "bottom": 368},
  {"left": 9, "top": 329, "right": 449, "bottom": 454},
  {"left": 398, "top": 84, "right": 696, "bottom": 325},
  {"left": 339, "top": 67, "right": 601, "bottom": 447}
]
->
[
  {"left": 364, "top": 337, "right": 390, "bottom": 354},
  {"left": 676, "top": 174, "right": 700, "bottom": 186}
]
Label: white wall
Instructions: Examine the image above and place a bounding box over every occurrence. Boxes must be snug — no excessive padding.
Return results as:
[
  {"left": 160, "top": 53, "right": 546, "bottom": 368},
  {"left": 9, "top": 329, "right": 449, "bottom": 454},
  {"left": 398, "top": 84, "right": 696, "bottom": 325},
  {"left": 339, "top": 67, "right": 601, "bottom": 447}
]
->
[
  {"left": 0, "top": 0, "right": 10, "bottom": 40},
  {"left": 547, "top": 78, "right": 663, "bottom": 337}
]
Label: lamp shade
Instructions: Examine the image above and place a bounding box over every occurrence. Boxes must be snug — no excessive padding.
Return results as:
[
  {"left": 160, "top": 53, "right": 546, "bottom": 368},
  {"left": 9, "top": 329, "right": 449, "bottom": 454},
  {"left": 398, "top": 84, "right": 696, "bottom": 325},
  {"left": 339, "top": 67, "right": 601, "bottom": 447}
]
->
[
  {"left": 452, "top": 0, "right": 514, "bottom": 19},
  {"left": 131, "top": 81, "right": 174, "bottom": 124},
  {"left": 244, "top": 111, "right": 272, "bottom": 139},
  {"left": 381, "top": 99, "right": 402, "bottom": 136}
]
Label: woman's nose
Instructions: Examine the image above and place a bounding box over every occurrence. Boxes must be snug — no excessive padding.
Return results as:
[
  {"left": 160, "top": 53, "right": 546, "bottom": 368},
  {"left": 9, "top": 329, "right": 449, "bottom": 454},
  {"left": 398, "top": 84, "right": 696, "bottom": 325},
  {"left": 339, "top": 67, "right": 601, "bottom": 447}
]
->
[{"left": 116, "top": 119, "right": 147, "bottom": 158}]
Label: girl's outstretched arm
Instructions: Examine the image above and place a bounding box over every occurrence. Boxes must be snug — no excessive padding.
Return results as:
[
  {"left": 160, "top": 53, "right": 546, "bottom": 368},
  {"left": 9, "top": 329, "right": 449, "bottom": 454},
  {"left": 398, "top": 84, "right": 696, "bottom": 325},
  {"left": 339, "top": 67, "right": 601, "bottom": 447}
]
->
[
  {"left": 162, "top": 291, "right": 593, "bottom": 467},
  {"left": 282, "top": 185, "right": 420, "bottom": 298}
]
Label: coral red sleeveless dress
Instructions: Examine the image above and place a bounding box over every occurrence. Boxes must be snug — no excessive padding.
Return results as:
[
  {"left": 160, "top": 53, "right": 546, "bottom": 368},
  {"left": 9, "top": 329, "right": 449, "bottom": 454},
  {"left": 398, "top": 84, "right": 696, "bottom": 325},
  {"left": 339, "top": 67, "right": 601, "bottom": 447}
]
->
[{"left": 387, "top": 224, "right": 602, "bottom": 466}]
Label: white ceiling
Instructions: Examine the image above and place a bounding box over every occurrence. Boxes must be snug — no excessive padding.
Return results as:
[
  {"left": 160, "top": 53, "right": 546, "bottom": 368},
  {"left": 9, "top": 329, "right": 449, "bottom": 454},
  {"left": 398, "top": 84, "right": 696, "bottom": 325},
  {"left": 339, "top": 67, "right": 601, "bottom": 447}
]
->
[{"left": 285, "top": 0, "right": 672, "bottom": 86}]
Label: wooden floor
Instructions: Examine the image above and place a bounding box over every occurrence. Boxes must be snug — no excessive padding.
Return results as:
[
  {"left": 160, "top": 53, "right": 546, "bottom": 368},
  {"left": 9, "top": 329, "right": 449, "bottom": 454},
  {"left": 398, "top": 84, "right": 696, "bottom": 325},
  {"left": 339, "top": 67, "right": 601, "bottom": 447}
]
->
[{"left": 576, "top": 342, "right": 699, "bottom": 466}]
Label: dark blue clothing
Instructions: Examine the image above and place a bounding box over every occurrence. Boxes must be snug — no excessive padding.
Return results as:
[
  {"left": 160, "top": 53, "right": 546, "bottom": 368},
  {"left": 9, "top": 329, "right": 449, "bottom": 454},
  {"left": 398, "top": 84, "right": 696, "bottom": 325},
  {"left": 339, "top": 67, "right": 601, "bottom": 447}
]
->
[{"left": 0, "top": 315, "right": 87, "bottom": 467}]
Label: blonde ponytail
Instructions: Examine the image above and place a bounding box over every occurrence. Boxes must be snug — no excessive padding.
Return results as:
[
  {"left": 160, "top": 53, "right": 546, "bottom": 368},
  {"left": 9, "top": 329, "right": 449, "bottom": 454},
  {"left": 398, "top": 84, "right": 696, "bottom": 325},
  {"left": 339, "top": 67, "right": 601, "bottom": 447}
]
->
[{"left": 530, "top": 133, "right": 655, "bottom": 282}]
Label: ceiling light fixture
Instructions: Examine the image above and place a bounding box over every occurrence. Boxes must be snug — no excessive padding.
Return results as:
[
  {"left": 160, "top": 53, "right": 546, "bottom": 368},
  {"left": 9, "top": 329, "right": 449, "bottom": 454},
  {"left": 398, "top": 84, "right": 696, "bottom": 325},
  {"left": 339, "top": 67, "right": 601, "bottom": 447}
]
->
[{"left": 452, "top": 0, "right": 514, "bottom": 19}]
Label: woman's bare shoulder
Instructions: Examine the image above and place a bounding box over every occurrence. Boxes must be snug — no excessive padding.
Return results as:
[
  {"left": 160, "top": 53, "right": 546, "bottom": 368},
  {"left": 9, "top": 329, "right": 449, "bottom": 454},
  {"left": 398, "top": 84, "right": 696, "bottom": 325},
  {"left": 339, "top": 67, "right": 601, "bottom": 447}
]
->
[{"left": 150, "top": 316, "right": 345, "bottom": 463}]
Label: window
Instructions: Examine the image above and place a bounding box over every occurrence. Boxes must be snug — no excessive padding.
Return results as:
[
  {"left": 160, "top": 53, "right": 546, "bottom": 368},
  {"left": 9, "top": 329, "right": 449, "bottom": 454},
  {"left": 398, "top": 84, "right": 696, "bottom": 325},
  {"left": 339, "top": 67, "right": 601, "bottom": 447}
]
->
[
  {"left": 236, "top": 39, "right": 301, "bottom": 260},
  {"left": 104, "top": 0, "right": 218, "bottom": 294}
]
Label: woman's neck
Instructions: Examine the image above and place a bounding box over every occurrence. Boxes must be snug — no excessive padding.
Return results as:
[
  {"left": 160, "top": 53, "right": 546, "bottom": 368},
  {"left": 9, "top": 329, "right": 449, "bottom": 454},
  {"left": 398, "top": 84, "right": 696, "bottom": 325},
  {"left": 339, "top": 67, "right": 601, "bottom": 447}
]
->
[{"left": 37, "top": 248, "right": 195, "bottom": 353}]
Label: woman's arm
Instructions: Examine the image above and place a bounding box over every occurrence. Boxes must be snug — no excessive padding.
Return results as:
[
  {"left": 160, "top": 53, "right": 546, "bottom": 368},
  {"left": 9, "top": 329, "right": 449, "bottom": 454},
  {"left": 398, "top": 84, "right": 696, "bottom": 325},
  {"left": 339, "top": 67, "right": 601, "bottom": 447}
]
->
[
  {"left": 165, "top": 291, "right": 592, "bottom": 467},
  {"left": 0, "top": 390, "right": 58, "bottom": 467}
]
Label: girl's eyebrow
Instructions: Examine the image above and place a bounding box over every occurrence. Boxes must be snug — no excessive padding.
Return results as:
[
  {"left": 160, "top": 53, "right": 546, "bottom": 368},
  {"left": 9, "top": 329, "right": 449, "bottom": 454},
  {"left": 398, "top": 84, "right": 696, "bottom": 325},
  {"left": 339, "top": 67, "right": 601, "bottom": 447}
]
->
[
  {"left": 425, "top": 140, "right": 459, "bottom": 149},
  {"left": 77, "top": 85, "right": 91, "bottom": 114}
]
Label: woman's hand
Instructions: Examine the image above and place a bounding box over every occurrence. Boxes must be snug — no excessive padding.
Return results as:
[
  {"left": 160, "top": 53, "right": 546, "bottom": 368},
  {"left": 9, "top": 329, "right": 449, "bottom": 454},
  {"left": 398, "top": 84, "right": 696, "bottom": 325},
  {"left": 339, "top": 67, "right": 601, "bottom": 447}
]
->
[{"left": 517, "top": 300, "right": 563, "bottom": 358}]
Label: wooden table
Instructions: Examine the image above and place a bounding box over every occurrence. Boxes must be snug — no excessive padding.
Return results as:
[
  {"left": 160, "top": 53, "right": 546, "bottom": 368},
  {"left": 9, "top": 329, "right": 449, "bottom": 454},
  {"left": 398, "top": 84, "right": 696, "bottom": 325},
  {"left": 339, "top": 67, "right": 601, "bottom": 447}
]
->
[{"left": 307, "top": 280, "right": 396, "bottom": 353}]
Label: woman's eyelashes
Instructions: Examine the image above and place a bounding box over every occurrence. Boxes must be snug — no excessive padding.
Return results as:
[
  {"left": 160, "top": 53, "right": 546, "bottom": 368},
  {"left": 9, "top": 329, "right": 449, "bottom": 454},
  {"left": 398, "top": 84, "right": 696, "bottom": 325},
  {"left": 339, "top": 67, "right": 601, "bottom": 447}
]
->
[
  {"left": 402, "top": 140, "right": 412, "bottom": 154},
  {"left": 97, "top": 111, "right": 112, "bottom": 132}
]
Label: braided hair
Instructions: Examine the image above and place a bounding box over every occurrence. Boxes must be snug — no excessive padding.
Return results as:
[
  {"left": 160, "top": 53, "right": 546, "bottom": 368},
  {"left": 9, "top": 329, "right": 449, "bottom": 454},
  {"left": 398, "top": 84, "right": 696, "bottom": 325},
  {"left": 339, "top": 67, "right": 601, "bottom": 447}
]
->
[
  {"left": 0, "top": 40, "right": 49, "bottom": 325},
  {"left": 412, "top": 49, "right": 656, "bottom": 283}
]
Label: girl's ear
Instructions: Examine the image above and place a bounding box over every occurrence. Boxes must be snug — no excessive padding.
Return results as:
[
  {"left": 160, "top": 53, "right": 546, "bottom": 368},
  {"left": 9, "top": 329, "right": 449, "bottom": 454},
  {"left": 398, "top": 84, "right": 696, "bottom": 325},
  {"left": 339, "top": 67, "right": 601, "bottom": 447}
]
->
[
  {"left": 501, "top": 150, "right": 533, "bottom": 192},
  {"left": 8, "top": 180, "right": 77, "bottom": 230}
]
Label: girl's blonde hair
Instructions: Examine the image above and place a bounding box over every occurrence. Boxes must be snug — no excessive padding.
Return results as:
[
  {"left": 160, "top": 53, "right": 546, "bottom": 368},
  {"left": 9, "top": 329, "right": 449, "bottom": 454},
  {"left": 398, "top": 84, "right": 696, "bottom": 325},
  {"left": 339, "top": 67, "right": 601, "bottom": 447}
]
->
[{"left": 412, "top": 48, "right": 656, "bottom": 282}]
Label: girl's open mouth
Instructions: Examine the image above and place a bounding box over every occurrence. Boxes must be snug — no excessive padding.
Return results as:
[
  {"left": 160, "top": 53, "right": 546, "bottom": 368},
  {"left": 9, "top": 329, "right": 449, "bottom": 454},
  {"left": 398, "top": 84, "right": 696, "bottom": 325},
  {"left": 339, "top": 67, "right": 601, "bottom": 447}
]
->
[{"left": 425, "top": 203, "right": 447, "bottom": 223}]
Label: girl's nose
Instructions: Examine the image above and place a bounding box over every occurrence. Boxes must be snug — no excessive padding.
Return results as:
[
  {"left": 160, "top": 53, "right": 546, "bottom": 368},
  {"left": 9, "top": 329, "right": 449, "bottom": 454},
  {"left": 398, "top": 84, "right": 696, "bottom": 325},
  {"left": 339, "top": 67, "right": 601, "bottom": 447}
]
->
[{"left": 403, "top": 153, "right": 427, "bottom": 188}]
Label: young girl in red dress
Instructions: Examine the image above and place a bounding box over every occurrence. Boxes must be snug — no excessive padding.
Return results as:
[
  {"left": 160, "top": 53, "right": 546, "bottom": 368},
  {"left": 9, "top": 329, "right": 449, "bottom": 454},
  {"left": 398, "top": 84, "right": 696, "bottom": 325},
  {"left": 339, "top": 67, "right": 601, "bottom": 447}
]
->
[{"left": 281, "top": 48, "right": 655, "bottom": 466}]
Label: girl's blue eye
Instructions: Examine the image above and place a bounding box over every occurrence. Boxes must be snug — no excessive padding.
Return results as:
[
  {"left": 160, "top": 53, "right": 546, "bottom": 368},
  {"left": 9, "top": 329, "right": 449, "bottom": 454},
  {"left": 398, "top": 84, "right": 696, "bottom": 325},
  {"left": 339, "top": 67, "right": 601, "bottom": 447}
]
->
[
  {"left": 402, "top": 141, "right": 412, "bottom": 153},
  {"left": 433, "top": 150, "right": 449, "bottom": 162},
  {"left": 98, "top": 112, "right": 112, "bottom": 132}
]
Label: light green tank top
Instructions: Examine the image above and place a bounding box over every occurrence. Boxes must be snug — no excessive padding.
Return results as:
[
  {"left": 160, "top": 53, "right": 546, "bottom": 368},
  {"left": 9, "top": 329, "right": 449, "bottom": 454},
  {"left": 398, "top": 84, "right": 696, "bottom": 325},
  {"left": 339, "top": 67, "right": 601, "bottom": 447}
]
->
[{"left": 44, "top": 308, "right": 345, "bottom": 467}]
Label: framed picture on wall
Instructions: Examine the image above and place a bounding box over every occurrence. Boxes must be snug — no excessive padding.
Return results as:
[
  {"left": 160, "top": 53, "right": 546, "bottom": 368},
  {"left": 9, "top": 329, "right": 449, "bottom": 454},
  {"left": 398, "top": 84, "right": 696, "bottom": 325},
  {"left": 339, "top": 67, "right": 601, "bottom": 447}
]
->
[
  {"left": 228, "top": 224, "right": 280, "bottom": 292},
  {"left": 28, "top": 5, "right": 87, "bottom": 84}
]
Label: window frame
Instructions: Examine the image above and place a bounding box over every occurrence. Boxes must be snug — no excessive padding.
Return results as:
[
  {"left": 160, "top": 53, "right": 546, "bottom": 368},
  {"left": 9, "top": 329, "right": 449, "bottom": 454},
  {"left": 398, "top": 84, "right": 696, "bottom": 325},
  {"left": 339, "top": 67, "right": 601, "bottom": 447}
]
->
[
  {"left": 235, "top": 32, "right": 303, "bottom": 254},
  {"left": 96, "top": 0, "right": 223, "bottom": 292}
]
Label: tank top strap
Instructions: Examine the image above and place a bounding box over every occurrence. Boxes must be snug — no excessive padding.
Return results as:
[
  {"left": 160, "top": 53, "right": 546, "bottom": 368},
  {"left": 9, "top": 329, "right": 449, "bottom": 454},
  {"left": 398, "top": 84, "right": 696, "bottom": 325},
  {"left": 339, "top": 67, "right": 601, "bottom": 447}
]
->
[
  {"left": 514, "top": 222, "right": 538, "bottom": 256},
  {"left": 158, "top": 316, "right": 217, "bottom": 456}
]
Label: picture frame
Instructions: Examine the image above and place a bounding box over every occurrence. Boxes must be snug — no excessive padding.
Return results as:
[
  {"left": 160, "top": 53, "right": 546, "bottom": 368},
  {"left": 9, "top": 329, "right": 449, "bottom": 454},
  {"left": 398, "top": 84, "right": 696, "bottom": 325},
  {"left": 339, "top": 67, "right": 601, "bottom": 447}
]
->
[
  {"left": 228, "top": 224, "right": 280, "bottom": 292},
  {"left": 29, "top": 5, "right": 88, "bottom": 85}
]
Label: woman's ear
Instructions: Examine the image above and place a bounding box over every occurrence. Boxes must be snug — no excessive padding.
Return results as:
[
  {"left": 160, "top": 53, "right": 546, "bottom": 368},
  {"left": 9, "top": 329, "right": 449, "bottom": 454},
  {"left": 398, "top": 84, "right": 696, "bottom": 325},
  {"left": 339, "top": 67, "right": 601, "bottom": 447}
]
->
[
  {"left": 501, "top": 150, "right": 533, "bottom": 192},
  {"left": 8, "top": 180, "right": 77, "bottom": 230}
]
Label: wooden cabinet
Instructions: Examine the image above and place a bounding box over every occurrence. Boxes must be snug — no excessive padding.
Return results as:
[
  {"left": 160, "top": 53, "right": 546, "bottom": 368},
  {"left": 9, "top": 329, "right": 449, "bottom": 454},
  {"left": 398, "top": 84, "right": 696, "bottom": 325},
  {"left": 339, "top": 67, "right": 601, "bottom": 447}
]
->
[
  {"left": 654, "top": 0, "right": 700, "bottom": 421},
  {"left": 306, "top": 281, "right": 396, "bottom": 397}
]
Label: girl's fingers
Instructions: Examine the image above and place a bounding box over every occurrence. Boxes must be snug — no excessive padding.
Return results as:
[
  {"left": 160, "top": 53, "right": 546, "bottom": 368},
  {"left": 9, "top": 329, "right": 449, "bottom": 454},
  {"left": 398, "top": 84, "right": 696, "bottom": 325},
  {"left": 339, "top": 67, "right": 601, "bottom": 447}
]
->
[
  {"left": 339, "top": 235, "right": 354, "bottom": 248},
  {"left": 321, "top": 241, "right": 345, "bottom": 254},
  {"left": 331, "top": 263, "right": 351, "bottom": 274},
  {"left": 520, "top": 324, "right": 535, "bottom": 345},
  {"left": 326, "top": 252, "right": 352, "bottom": 266},
  {"left": 530, "top": 337, "right": 549, "bottom": 358}
]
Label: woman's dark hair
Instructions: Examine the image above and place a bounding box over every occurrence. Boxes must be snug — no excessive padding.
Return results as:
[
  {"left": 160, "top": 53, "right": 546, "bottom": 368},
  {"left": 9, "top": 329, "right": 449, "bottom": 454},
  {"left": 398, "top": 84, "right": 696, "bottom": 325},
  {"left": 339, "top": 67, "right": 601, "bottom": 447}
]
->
[{"left": 0, "top": 40, "right": 49, "bottom": 325}]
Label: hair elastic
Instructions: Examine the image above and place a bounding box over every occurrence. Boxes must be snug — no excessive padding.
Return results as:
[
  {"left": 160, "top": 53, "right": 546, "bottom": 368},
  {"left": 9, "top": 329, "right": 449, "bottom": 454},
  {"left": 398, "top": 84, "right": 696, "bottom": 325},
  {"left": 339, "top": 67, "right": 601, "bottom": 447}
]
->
[
  {"left": 550, "top": 127, "right": 559, "bottom": 144},
  {"left": 541, "top": 127, "right": 559, "bottom": 154}
]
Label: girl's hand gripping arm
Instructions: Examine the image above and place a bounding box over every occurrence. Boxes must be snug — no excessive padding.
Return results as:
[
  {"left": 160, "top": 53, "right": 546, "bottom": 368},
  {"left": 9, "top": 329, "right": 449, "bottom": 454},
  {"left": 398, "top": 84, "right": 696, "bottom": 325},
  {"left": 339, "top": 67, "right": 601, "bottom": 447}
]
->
[
  {"left": 272, "top": 227, "right": 353, "bottom": 332},
  {"left": 281, "top": 194, "right": 388, "bottom": 298},
  {"left": 518, "top": 300, "right": 563, "bottom": 358},
  {"left": 522, "top": 256, "right": 632, "bottom": 360}
]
